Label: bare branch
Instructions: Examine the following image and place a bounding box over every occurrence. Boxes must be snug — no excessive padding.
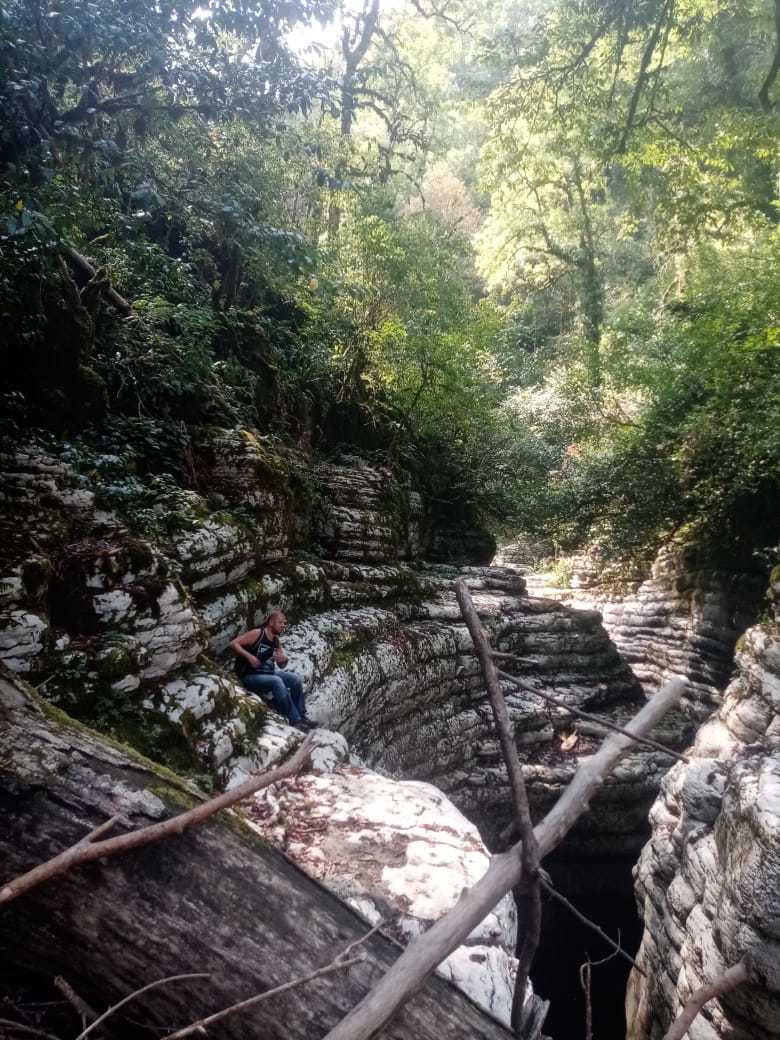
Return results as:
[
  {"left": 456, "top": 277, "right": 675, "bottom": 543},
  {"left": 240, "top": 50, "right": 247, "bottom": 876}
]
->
[
  {"left": 74, "top": 976, "right": 209, "bottom": 1040},
  {"left": 162, "top": 921, "right": 387, "bottom": 1039},
  {"left": 455, "top": 580, "right": 541, "bottom": 1034},
  {"left": 321, "top": 678, "right": 686, "bottom": 1040},
  {"left": 538, "top": 877, "right": 644, "bottom": 975},
  {"left": 161, "top": 958, "right": 364, "bottom": 1039},
  {"left": 662, "top": 960, "right": 749, "bottom": 1040},
  {"left": 491, "top": 659, "right": 688, "bottom": 765},
  {"left": 54, "top": 976, "right": 101, "bottom": 1032},
  {"left": 580, "top": 959, "right": 593, "bottom": 1040},
  {"left": 0, "top": 1019, "right": 64, "bottom": 1040},
  {"left": 0, "top": 733, "right": 315, "bottom": 907}
]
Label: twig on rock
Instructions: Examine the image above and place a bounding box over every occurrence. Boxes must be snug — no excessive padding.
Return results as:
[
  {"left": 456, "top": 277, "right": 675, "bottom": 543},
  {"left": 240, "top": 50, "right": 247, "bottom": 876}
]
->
[
  {"left": 161, "top": 921, "right": 385, "bottom": 1039},
  {"left": 662, "top": 959, "right": 749, "bottom": 1040},
  {"left": 74, "top": 976, "right": 209, "bottom": 1040},
  {"left": 491, "top": 656, "right": 688, "bottom": 763},
  {"left": 539, "top": 877, "right": 644, "bottom": 974},
  {"left": 321, "top": 676, "right": 685, "bottom": 1040},
  {"left": 0, "top": 734, "right": 315, "bottom": 907},
  {"left": 455, "top": 580, "right": 542, "bottom": 1036}
]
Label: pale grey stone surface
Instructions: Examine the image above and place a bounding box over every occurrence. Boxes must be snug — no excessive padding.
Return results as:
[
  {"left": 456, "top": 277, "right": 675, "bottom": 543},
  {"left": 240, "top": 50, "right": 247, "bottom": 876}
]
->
[
  {"left": 626, "top": 586, "right": 780, "bottom": 1040},
  {"left": 247, "top": 758, "right": 526, "bottom": 1025},
  {"left": 525, "top": 547, "right": 765, "bottom": 720}
]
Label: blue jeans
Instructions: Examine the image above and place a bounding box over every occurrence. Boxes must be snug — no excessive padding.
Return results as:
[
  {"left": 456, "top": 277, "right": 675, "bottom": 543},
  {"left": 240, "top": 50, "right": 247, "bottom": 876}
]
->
[{"left": 242, "top": 669, "right": 306, "bottom": 724}]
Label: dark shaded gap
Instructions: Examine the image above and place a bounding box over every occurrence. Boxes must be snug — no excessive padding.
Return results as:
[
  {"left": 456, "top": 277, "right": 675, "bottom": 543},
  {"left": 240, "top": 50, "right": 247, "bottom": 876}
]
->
[{"left": 530, "top": 852, "right": 641, "bottom": 1040}]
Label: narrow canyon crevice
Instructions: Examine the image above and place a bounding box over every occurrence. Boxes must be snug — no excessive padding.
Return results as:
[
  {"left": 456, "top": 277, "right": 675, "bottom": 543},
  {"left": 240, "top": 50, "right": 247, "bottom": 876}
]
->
[{"left": 529, "top": 851, "right": 644, "bottom": 1040}]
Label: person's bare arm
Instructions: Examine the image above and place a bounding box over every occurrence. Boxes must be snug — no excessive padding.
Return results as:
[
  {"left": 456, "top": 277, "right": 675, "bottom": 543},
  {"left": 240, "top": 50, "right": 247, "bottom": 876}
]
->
[{"left": 230, "top": 629, "right": 262, "bottom": 670}]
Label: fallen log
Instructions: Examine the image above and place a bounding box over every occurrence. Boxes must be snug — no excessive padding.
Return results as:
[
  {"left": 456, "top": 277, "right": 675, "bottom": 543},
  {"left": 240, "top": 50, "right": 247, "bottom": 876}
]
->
[{"left": 0, "top": 669, "right": 514, "bottom": 1040}]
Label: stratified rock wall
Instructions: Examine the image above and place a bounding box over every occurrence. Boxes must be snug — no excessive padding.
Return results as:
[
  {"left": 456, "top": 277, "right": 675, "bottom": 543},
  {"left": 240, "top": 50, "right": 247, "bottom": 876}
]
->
[
  {"left": 525, "top": 547, "right": 765, "bottom": 719},
  {"left": 625, "top": 568, "right": 780, "bottom": 1040},
  {"left": 0, "top": 438, "right": 690, "bottom": 868}
]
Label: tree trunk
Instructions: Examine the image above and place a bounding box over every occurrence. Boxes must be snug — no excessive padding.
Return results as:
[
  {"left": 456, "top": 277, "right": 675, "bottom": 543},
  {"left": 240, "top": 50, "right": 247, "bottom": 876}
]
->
[{"left": 0, "top": 669, "right": 513, "bottom": 1040}]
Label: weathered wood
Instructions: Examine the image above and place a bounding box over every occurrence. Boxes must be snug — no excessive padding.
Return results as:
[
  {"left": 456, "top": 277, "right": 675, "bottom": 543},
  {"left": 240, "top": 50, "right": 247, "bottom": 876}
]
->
[
  {"left": 62, "top": 245, "right": 134, "bottom": 317},
  {"left": 0, "top": 731, "right": 315, "bottom": 906},
  {"left": 322, "top": 676, "right": 686, "bottom": 1040},
  {"left": 455, "top": 580, "right": 542, "bottom": 1036},
  {"left": 0, "top": 670, "right": 513, "bottom": 1040},
  {"left": 662, "top": 960, "right": 749, "bottom": 1040}
]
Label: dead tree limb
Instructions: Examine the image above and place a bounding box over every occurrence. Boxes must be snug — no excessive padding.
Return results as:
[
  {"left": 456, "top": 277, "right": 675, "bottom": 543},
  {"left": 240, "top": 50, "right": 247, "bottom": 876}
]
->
[
  {"left": 580, "top": 959, "right": 593, "bottom": 1040},
  {"left": 0, "top": 734, "right": 315, "bottom": 907},
  {"left": 74, "top": 975, "right": 209, "bottom": 1040},
  {"left": 455, "top": 579, "right": 541, "bottom": 1035},
  {"left": 163, "top": 919, "right": 390, "bottom": 1038},
  {"left": 322, "top": 677, "right": 686, "bottom": 1040},
  {"left": 662, "top": 959, "right": 749, "bottom": 1040},
  {"left": 491, "top": 654, "right": 688, "bottom": 763},
  {"left": 538, "top": 877, "right": 644, "bottom": 974},
  {"left": 54, "top": 976, "right": 101, "bottom": 1032},
  {"left": 0, "top": 1020, "right": 64, "bottom": 1040},
  {"left": 61, "top": 246, "right": 134, "bottom": 318}
]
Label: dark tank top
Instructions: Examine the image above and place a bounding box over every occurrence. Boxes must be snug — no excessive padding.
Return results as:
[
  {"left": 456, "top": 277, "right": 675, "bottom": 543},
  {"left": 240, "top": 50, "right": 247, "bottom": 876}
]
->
[{"left": 252, "top": 629, "right": 279, "bottom": 673}]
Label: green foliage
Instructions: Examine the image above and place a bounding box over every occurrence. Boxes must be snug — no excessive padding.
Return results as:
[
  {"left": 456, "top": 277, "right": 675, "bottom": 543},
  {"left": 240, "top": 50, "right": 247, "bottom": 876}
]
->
[
  {"left": 2, "top": 0, "right": 779, "bottom": 562},
  {"left": 504, "top": 230, "right": 780, "bottom": 558}
]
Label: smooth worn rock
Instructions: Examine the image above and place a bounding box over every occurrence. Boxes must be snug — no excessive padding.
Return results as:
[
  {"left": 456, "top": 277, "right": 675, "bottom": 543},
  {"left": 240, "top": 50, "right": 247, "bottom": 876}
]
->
[{"left": 247, "top": 762, "right": 531, "bottom": 1026}]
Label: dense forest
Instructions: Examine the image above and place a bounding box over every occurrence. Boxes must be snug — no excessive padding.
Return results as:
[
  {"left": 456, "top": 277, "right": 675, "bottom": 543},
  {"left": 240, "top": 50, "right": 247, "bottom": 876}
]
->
[{"left": 2, "top": 0, "right": 780, "bottom": 562}]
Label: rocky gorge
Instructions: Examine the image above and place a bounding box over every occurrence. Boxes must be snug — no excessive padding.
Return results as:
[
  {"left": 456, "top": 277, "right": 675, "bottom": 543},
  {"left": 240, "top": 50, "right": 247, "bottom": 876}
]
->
[{"left": 1, "top": 429, "right": 779, "bottom": 1039}]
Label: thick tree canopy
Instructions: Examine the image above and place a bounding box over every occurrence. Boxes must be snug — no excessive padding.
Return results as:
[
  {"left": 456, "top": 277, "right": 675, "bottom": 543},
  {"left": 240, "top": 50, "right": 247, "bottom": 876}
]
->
[{"left": 1, "top": 0, "right": 779, "bottom": 559}]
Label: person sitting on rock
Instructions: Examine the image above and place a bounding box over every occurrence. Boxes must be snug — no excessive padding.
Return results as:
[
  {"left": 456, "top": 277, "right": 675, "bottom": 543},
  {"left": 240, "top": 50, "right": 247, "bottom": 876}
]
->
[{"left": 230, "top": 610, "right": 316, "bottom": 732}]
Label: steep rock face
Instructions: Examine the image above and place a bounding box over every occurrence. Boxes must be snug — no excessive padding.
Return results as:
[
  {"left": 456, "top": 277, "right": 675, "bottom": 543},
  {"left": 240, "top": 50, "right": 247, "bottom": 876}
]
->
[
  {"left": 247, "top": 760, "right": 530, "bottom": 1025},
  {"left": 283, "top": 573, "right": 684, "bottom": 858},
  {"left": 314, "top": 459, "right": 424, "bottom": 563},
  {"left": 0, "top": 442, "right": 673, "bottom": 865},
  {"left": 626, "top": 570, "right": 780, "bottom": 1040},
  {"left": 524, "top": 546, "right": 765, "bottom": 720}
]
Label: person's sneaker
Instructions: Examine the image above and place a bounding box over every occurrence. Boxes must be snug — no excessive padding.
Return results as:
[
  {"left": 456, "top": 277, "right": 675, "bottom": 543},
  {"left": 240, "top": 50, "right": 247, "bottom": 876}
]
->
[
  {"left": 292, "top": 721, "right": 309, "bottom": 733},
  {"left": 299, "top": 716, "right": 318, "bottom": 730}
]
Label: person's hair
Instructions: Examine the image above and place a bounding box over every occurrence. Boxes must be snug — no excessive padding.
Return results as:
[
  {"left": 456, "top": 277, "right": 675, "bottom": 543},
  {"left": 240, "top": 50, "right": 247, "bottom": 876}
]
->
[{"left": 261, "top": 608, "right": 286, "bottom": 627}]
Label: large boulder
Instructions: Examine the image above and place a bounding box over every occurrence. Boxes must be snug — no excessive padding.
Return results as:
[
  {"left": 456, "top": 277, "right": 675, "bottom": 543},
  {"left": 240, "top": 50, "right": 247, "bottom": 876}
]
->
[{"left": 247, "top": 762, "right": 528, "bottom": 1026}]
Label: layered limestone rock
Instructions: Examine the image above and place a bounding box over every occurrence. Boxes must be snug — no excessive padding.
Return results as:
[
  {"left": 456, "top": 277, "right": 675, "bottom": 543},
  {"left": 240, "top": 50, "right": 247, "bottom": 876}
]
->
[
  {"left": 314, "top": 459, "right": 424, "bottom": 563},
  {"left": 1, "top": 442, "right": 672, "bottom": 863},
  {"left": 3, "top": 435, "right": 715, "bottom": 1037},
  {"left": 626, "top": 568, "right": 780, "bottom": 1040},
  {"left": 246, "top": 746, "right": 535, "bottom": 1026},
  {"left": 524, "top": 546, "right": 765, "bottom": 720},
  {"left": 281, "top": 571, "right": 685, "bottom": 857}
]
